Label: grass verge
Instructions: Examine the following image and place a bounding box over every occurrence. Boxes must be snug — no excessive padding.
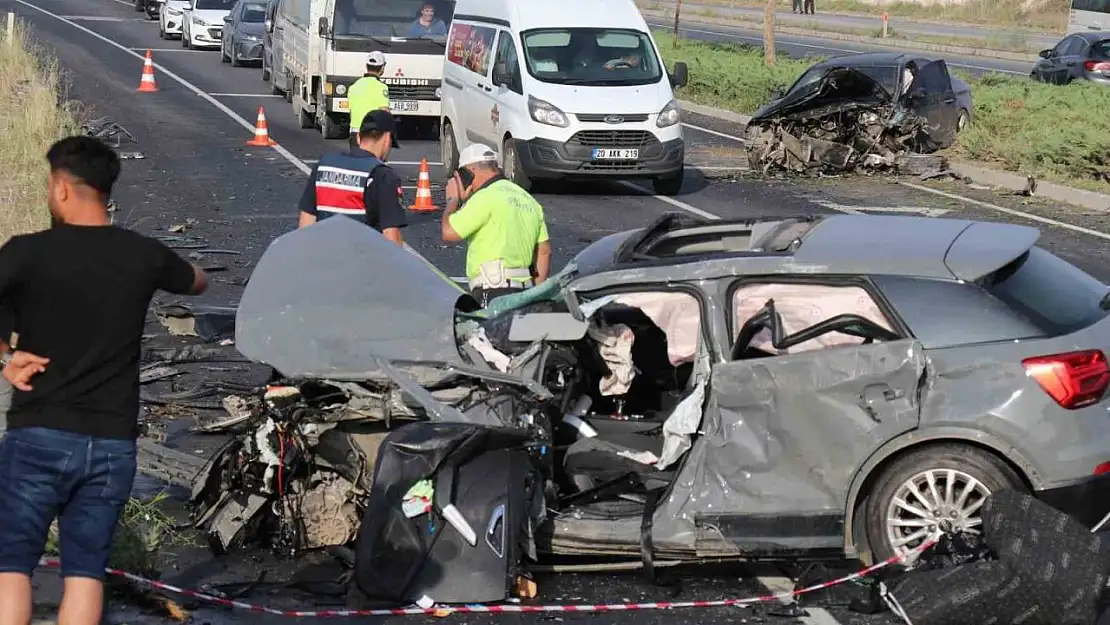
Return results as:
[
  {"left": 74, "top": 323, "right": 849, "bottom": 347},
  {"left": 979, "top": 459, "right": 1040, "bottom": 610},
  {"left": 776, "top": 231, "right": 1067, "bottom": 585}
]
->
[
  {"left": 650, "top": 0, "right": 1069, "bottom": 34},
  {"left": 0, "top": 18, "right": 79, "bottom": 246},
  {"left": 656, "top": 32, "right": 1110, "bottom": 192}
]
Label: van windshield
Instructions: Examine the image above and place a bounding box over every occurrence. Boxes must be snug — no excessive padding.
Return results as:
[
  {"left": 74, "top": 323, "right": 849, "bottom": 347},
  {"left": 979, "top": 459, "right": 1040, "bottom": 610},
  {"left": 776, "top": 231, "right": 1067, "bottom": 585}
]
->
[
  {"left": 333, "top": 0, "right": 454, "bottom": 42},
  {"left": 521, "top": 28, "right": 663, "bottom": 86}
]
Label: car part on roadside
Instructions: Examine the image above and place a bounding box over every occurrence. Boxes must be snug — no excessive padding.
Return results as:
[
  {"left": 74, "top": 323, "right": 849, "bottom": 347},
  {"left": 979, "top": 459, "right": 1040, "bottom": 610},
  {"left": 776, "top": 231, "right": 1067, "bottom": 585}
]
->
[
  {"left": 155, "top": 303, "right": 237, "bottom": 342},
  {"left": 82, "top": 116, "right": 137, "bottom": 147},
  {"left": 880, "top": 490, "right": 1110, "bottom": 625},
  {"left": 746, "top": 53, "right": 967, "bottom": 176}
]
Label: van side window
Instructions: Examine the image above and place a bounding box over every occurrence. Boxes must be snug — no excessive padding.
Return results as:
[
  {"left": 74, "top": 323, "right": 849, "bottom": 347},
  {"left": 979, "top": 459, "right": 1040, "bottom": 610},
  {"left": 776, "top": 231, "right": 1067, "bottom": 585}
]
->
[
  {"left": 492, "top": 31, "right": 522, "bottom": 94},
  {"left": 446, "top": 22, "right": 497, "bottom": 76}
]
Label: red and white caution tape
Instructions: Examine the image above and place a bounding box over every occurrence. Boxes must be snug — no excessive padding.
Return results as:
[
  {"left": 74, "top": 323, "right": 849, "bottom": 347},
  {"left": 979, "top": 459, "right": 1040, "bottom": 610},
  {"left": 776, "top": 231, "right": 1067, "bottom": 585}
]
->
[{"left": 38, "top": 540, "right": 936, "bottom": 618}]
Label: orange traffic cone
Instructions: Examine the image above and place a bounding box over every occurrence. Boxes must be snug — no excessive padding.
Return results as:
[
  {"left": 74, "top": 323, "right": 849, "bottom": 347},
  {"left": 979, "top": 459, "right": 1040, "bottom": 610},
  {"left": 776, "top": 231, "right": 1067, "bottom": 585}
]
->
[
  {"left": 137, "top": 49, "right": 158, "bottom": 92},
  {"left": 409, "top": 158, "right": 437, "bottom": 212},
  {"left": 246, "top": 107, "right": 275, "bottom": 146}
]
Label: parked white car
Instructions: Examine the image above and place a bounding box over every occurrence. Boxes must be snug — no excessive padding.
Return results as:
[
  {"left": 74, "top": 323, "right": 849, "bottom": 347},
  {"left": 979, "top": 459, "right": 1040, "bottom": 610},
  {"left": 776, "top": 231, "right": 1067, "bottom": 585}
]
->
[
  {"left": 181, "top": 0, "right": 236, "bottom": 49},
  {"left": 158, "top": 0, "right": 190, "bottom": 38}
]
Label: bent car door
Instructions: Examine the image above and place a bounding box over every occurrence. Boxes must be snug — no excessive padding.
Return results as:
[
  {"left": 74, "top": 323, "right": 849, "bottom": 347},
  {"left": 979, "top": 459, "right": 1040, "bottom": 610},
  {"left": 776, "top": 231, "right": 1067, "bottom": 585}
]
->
[
  {"left": 694, "top": 283, "right": 926, "bottom": 553},
  {"left": 905, "top": 60, "right": 958, "bottom": 150}
]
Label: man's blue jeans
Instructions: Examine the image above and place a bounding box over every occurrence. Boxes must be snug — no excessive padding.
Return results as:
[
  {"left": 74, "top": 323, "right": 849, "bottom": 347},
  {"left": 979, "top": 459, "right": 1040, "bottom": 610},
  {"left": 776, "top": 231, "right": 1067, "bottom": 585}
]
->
[{"left": 0, "top": 426, "right": 136, "bottom": 580}]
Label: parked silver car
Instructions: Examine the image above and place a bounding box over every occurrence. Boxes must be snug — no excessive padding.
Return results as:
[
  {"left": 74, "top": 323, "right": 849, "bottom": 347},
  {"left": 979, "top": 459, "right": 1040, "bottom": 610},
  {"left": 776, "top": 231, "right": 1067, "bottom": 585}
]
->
[
  {"left": 193, "top": 212, "right": 1110, "bottom": 570},
  {"left": 221, "top": 0, "right": 266, "bottom": 66},
  {"left": 1032, "top": 32, "right": 1110, "bottom": 87}
]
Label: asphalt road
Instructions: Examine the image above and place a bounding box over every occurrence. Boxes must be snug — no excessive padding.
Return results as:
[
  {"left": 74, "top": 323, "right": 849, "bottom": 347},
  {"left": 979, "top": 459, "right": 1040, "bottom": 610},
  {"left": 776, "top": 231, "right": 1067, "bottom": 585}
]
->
[
  {"left": 646, "top": 16, "right": 1035, "bottom": 76},
  {"left": 644, "top": 0, "right": 1062, "bottom": 49},
  {"left": 4, "top": 0, "right": 1110, "bottom": 623}
]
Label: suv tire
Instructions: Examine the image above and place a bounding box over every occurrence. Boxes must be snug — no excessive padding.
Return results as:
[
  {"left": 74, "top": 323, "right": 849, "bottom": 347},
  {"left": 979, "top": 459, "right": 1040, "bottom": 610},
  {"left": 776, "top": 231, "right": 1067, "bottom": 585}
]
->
[{"left": 864, "top": 443, "right": 1024, "bottom": 563}]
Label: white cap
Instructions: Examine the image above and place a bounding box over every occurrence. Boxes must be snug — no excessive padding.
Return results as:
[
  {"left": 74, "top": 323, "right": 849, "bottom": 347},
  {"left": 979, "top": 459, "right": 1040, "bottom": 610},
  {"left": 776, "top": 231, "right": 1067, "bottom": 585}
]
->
[
  {"left": 367, "top": 51, "right": 386, "bottom": 67},
  {"left": 458, "top": 143, "right": 498, "bottom": 168}
]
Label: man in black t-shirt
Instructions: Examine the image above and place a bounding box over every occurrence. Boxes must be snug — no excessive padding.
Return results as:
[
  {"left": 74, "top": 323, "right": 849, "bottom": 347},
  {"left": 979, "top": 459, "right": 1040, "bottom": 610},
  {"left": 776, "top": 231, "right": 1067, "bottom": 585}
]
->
[{"left": 0, "top": 136, "right": 207, "bottom": 625}]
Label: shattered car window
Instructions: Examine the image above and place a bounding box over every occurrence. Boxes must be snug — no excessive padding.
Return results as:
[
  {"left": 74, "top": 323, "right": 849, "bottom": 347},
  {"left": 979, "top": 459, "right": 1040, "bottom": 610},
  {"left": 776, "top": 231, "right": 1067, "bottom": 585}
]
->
[{"left": 787, "top": 64, "right": 900, "bottom": 100}]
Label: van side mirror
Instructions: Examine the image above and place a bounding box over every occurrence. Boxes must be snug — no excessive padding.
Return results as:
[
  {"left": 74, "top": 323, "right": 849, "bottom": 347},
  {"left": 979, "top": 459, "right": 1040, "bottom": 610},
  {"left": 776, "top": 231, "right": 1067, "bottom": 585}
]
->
[
  {"left": 670, "top": 61, "right": 688, "bottom": 88},
  {"left": 318, "top": 16, "right": 329, "bottom": 37},
  {"left": 1038, "top": 48, "right": 1053, "bottom": 59}
]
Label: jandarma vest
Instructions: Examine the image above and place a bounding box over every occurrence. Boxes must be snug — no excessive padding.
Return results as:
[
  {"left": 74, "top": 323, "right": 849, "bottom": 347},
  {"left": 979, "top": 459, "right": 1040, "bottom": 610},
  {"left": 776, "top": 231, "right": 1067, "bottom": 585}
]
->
[{"left": 313, "top": 151, "right": 386, "bottom": 229}]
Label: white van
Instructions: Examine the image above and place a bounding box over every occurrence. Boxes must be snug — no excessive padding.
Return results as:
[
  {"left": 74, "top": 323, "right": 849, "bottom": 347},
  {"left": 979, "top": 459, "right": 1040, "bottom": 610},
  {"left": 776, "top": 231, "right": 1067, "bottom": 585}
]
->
[{"left": 440, "top": 0, "right": 689, "bottom": 195}]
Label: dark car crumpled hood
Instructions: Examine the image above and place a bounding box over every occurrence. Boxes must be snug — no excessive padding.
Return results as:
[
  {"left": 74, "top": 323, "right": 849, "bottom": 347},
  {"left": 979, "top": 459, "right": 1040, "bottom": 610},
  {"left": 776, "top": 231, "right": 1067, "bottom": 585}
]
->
[
  {"left": 750, "top": 66, "right": 892, "bottom": 124},
  {"left": 235, "top": 215, "right": 478, "bottom": 379}
]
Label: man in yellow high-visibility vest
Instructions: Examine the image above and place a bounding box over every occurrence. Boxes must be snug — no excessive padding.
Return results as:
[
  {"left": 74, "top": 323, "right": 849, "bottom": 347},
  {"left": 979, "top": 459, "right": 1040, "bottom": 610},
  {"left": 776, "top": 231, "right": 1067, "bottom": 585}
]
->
[{"left": 347, "top": 51, "right": 395, "bottom": 150}]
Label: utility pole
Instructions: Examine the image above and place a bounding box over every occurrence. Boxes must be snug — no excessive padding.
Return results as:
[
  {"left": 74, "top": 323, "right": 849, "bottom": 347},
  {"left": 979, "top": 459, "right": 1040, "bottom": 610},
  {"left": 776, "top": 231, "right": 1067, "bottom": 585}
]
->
[
  {"left": 674, "top": 0, "right": 683, "bottom": 47},
  {"left": 763, "top": 0, "right": 776, "bottom": 65}
]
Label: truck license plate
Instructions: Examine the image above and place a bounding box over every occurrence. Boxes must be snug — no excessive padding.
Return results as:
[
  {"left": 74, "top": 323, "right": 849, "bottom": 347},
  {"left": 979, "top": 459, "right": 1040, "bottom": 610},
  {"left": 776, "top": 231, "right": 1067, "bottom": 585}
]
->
[
  {"left": 592, "top": 148, "right": 639, "bottom": 160},
  {"left": 390, "top": 101, "right": 419, "bottom": 112}
]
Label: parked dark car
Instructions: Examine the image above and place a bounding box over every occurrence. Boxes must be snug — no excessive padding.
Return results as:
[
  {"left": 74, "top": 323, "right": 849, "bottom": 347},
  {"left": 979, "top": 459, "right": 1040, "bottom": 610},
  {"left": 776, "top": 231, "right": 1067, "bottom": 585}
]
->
[
  {"left": 745, "top": 52, "right": 972, "bottom": 174},
  {"left": 221, "top": 0, "right": 266, "bottom": 66},
  {"left": 1032, "top": 32, "right": 1110, "bottom": 86},
  {"left": 134, "top": 0, "right": 164, "bottom": 20}
]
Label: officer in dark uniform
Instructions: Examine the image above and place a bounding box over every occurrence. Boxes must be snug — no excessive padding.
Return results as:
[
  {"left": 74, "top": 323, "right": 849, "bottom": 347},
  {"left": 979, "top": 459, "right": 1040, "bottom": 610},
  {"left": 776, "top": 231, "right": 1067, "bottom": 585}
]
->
[{"left": 297, "top": 110, "right": 408, "bottom": 246}]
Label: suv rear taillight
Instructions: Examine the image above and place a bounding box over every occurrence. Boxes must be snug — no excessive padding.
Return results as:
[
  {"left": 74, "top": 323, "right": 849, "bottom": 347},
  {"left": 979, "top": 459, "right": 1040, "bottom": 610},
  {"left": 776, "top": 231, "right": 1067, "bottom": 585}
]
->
[
  {"left": 1084, "top": 60, "right": 1110, "bottom": 72},
  {"left": 1023, "top": 349, "right": 1110, "bottom": 409}
]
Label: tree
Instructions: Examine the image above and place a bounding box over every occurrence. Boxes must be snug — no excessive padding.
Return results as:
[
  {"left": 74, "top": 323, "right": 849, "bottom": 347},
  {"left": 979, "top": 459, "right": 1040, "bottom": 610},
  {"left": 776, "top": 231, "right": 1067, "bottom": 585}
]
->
[
  {"left": 674, "top": 0, "right": 683, "bottom": 48},
  {"left": 763, "top": 0, "right": 776, "bottom": 66}
]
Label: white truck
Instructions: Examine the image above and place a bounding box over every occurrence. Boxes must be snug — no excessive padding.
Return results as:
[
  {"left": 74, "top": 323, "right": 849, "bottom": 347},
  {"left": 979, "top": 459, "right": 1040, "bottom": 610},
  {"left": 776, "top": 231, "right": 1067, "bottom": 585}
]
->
[{"left": 272, "top": 0, "right": 455, "bottom": 139}]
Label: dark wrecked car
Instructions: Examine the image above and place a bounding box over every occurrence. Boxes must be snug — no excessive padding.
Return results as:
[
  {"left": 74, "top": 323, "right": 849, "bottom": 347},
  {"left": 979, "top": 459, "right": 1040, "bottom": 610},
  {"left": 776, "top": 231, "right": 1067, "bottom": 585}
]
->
[
  {"left": 190, "top": 213, "right": 1110, "bottom": 606},
  {"left": 745, "top": 52, "right": 973, "bottom": 174}
]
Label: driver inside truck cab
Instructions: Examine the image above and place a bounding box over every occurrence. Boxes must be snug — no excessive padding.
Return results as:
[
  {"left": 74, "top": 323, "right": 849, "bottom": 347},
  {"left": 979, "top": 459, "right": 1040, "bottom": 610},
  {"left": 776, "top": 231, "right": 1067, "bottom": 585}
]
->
[{"left": 407, "top": 2, "right": 446, "bottom": 38}]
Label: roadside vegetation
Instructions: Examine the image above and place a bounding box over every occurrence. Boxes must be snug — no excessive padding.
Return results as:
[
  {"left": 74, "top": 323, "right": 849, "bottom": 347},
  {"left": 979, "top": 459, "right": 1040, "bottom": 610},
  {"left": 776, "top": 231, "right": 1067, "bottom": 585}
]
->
[
  {"left": 656, "top": 33, "right": 1110, "bottom": 192},
  {"left": 649, "top": 0, "right": 1070, "bottom": 34},
  {"left": 651, "top": 4, "right": 1045, "bottom": 54},
  {"left": 0, "top": 20, "right": 79, "bottom": 245}
]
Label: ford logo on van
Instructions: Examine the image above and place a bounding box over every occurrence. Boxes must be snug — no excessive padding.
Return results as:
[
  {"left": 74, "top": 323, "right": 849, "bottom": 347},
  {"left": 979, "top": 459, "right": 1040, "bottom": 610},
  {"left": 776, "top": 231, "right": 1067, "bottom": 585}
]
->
[{"left": 603, "top": 115, "right": 624, "bottom": 124}]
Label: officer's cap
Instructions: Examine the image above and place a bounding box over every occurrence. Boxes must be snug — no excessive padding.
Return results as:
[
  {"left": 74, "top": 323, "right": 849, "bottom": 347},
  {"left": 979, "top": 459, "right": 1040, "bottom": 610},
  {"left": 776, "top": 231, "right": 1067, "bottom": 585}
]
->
[{"left": 366, "top": 51, "right": 387, "bottom": 68}]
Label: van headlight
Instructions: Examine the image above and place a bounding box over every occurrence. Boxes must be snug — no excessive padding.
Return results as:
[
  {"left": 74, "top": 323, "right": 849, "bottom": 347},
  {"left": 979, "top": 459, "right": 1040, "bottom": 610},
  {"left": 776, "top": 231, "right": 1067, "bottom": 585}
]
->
[
  {"left": 167, "top": 6, "right": 182, "bottom": 14},
  {"left": 528, "top": 96, "right": 568, "bottom": 128},
  {"left": 335, "top": 84, "right": 346, "bottom": 95},
  {"left": 656, "top": 99, "right": 680, "bottom": 128}
]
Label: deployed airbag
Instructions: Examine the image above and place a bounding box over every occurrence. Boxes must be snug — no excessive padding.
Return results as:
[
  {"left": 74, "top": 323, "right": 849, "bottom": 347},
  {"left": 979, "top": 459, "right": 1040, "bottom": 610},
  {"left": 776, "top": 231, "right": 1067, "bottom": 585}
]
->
[{"left": 733, "top": 284, "right": 893, "bottom": 354}]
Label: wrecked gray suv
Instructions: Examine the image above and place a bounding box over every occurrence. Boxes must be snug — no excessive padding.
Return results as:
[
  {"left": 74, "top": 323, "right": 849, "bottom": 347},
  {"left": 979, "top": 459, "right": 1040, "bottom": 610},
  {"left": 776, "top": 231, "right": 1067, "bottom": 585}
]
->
[
  {"left": 190, "top": 212, "right": 1110, "bottom": 591},
  {"left": 745, "top": 52, "right": 972, "bottom": 174}
]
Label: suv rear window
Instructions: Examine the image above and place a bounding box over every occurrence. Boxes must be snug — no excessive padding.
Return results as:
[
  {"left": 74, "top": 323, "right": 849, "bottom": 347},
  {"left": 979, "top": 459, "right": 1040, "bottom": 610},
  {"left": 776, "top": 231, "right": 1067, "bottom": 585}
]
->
[{"left": 978, "top": 246, "right": 1109, "bottom": 336}]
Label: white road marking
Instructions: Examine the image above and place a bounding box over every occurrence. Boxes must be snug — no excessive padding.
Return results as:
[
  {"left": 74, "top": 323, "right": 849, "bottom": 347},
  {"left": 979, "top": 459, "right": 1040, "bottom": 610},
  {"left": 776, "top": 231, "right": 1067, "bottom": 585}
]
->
[
  {"left": 209, "top": 92, "right": 284, "bottom": 97},
  {"left": 812, "top": 200, "right": 952, "bottom": 218},
  {"left": 59, "top": 15, "right": 135, "bottom": 21},
  {"left": 647, "top": 22, "right": 1026, "bottom": 75},
  {"left": 130, "top": 47, "right": 205, "bottom": 52},
  {"left": 758, "top": 575, "right": 844, "bottom": 625},
  {"left": 898, "top": 181, "right": 1110, "bottom": 241},
  {"left": 683, "top": 121, "right": 746, "bottom": 142},
  {"left": 616, "top": 181, "right": 723, "bottom": 220}
]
